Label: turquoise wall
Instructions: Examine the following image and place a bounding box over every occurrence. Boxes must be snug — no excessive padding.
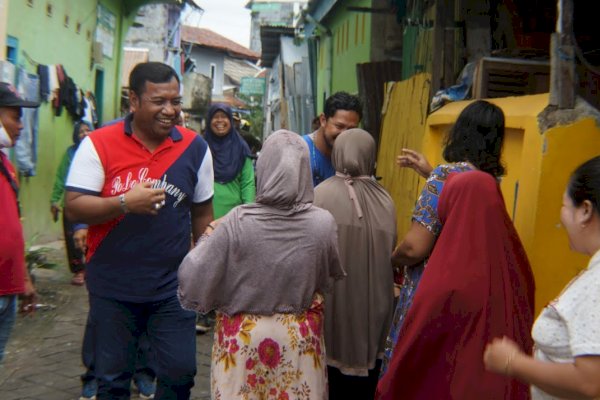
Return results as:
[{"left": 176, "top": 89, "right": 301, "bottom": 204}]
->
[
  {"left": 315, "top": 0, "right": 372, "bottom": 113},
  {"left": 6, "top": 0, "right": 137, "bottom": 243}
]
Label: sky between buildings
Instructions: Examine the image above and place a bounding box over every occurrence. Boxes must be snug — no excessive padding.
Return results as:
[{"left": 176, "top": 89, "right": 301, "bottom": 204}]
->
[{"left": 183, "top": 0, "right": 252, "bottom": 48}]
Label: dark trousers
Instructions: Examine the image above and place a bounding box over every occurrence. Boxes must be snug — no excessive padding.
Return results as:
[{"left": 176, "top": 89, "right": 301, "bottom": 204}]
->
[
  {"left": 88, "top": 294, "right": 197, "bottom": 400},
  {"left": 63, "top": 216, "right": 84, "bottom": 273},
  {"left": 81, "top": 314, "right": 156, "bottom": 384},
  {"left": 328, "top": 360, "right": 382, "bottom": 400}
]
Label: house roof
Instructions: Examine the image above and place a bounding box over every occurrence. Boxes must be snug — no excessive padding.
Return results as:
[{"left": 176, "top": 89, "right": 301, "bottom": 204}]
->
[
  {"left": 260, "top": 25, "right": 295, "bottom": 67},
  {"left": 181, "top": 26, "right": 260, "bottom": 61},
  {"left": 211, "top": 94, "right": 247, "bottom": 108},
  {"left": 224, "top": 58, "right": 263, "bottom": 85},
  {"left": 124, "top": 0, "right": 202, "bottom": 15},
  {"left": 121, "top": 48, "right": 149, "bottom": 87},
  {"left": 306, "top": 0, "right": 338, "bottom": 23}
]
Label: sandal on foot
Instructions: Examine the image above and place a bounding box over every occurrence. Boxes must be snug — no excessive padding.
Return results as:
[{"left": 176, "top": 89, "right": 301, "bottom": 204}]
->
[{"left": 71, "top": 272, "right": 85, "bottom": 286}]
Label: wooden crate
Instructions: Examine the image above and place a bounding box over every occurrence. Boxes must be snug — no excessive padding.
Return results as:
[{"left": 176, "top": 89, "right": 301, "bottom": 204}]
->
[{"left": 473, "top": 57, "right": 550, "bottom": 99}]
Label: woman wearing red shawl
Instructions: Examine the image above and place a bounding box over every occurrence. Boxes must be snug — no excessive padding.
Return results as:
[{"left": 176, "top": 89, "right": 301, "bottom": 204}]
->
[
  {"left": 376, "top": 170, "right": 535, "bottom": 400},
  {"left": 381, "top": 100, "right": 508, "bottom": 375}
]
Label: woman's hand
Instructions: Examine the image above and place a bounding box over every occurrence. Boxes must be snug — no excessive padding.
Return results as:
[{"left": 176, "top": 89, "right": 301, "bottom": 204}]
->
[
  {"left": 50, "top": 203, "right": 60, "bottom": 222},
  {"left": 484, "top": 336, "right": 523, "bottom": 376},
  {"left": 19, "top": 277, "right": 37, "bottom": 316},
  {"left": 396, "top": 149, "right": 433, "bottom": 178},
  {"left": 203, "top": 217, "right": 224, "bottom": 236}
]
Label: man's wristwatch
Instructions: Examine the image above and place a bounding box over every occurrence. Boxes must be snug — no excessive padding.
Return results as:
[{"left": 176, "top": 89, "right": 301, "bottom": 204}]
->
[{"left": 119, "top": 193, "right": 129, "bottom": 214}]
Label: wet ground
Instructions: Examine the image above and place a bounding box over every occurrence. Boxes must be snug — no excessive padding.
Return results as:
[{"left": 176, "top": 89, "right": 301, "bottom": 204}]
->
[{"left": 0, "top": 241, "right": 212, "bottom": 399}]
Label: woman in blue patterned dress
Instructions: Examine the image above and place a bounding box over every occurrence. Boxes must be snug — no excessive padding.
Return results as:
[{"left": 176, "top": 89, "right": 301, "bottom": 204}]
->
[{"left": 380, "top": 100, "right": 508, "bottom": 375}]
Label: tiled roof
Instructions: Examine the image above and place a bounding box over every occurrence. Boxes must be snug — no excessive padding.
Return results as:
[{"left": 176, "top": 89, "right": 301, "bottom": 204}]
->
[
  {"left": 211, "top": 94, "right": 247, "bottom": 108},
  {"left": 182, "top": 26, "right": 260, "bottom": 61},
  {"left": 224, "top": 58, "right": 262, "bottom": 85}
]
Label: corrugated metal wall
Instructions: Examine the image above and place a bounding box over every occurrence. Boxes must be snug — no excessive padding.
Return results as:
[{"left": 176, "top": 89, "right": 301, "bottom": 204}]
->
[
  {"left": 376, "top": 73, "right": 431, "bottom": 238},
  {"left": 356, "top": 60, "right": 403, "bottom": 147}
]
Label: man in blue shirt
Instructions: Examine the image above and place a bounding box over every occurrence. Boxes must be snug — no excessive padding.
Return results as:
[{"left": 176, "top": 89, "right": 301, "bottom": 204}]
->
[{"left": 303, "top": 92, "right": 362, "bottom": 186}]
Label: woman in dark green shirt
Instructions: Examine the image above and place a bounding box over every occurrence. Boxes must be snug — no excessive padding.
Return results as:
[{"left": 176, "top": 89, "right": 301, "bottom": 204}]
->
[{"left": 50, "top": 120, "right": 93, "bottom": 285}]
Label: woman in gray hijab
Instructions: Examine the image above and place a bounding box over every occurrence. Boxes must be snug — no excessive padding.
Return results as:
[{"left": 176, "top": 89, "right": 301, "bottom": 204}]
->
[
  {"left": 314, "top": 129, "right": 397, "bottom": 400},
  {"left": 178, "top": 130, "right": 345, "bottom": 399}
]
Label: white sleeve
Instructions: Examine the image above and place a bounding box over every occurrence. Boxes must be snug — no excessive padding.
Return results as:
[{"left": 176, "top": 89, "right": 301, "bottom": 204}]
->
[
  {"left": 65, "top": 136, "right": 105, "bottom": 195},
  {"left": 193, "top": 147, "right": 214, "bottom": 203},
  {"left": 563, "top": 269, "right": 600, "bottom": 357}
]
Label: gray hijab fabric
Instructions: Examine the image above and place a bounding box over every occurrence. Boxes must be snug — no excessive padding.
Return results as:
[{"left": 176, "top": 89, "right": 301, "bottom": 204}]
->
[
  {"left": 314, "top": 129, "right": 397, "bottom": 376},
  {"left": 253, "top": 129, "right": 314, "bottom": 213},
  {"left": 178, "top": 130, "right": 345, "bottom": 316}
]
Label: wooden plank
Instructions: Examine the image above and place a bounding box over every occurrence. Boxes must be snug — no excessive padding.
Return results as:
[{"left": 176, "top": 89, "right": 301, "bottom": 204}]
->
[
  {"left": 431, "top": 0, "right": 445, "bottom": 98},
  {"left": 550, "top": 0, "right": 575, "bottom": 108},
  {"left": 443, "top": 0, "right": 456, "bottom": 88},
  {"left": 377, "top": 75, "right": 431, "bottom": 238},
  {"left": 356, "top": 61, "right": 403, "bottom": 147}
]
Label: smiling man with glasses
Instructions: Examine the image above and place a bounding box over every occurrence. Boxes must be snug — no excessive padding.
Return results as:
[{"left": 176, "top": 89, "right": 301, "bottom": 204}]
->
[{"left": 64, "top": 62, "right": 214, "bottom": 399}]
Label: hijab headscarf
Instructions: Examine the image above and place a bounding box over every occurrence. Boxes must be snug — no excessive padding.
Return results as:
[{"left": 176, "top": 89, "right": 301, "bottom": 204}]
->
[
  {"left": 376, "top": 170, "right": 535, "bottom": 400},
  {"left": 253, "top": 129, "right": 314, "bottom": 213},
  {"left": 204, "top": 103, "right": 251, "bottom": 183},
  {"left": 314, "top": 129, "right": 397, "bottom": 376},
  {"left": 178, "top": 130, "right": 345, "bottom": 316}
]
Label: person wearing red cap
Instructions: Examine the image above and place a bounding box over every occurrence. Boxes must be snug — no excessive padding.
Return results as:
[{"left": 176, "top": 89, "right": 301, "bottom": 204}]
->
[{"left": 0, "top": 81, "right": 39, "bottom": 363}]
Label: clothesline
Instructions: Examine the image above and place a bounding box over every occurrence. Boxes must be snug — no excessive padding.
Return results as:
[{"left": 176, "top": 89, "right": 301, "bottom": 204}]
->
[{"left": 21, "top": 50, "right": 39, "bottom": 67}]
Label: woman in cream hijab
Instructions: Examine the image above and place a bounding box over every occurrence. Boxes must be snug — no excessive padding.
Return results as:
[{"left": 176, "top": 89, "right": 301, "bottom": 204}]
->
[
  {"left": 314, "top": 129, "right": 397, "bottom": 399},
  {"left": 178, "top": 130, "right": 344, "bottom": 399}
]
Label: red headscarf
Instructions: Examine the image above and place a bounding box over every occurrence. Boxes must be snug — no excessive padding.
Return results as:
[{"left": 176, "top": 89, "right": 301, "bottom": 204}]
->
[{"left": 376, "top": 170, "right": 535, "bottom": 400}]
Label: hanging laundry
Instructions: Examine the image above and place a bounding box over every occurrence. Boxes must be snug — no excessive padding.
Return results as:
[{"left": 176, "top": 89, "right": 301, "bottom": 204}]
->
[
  {"left": 49, "top": 64, "right": 60, "bottom": 112},
  {"left": 14, "top": 68, "right": 40, "bottom": 176},
  {"left": 37, "top": 64, "right": 50, "bottom": 102},
  {"left": 84, "top": 91, "right": 99, "bottom": 128},
  {"left": 54, "top": 64, "right": 66, "bottom": 116}
]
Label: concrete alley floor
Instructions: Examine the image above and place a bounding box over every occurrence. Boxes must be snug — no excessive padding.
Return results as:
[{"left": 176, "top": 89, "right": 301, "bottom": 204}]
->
[{"left": 0, "top": 241, "right": 212, "bottom": 400}]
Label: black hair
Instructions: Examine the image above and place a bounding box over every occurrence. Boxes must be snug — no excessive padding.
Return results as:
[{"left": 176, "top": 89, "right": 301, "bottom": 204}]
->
[
  {"left": 568, "top": 156, "right": 600, "bottom": 215},
  {"left": 323, "top": 91, "right": 363, "bottom": 120},
  {"left": 129, "top": 62, "right": 180, "bottom": 96},
  {"left": 72, "top": 120, "right": 93, "bottom": 145},
  {"left": 443, "top": 100, "right": 505, "bottom": 177}
]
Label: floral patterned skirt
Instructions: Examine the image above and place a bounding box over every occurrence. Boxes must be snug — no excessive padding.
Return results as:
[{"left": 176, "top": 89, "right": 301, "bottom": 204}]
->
[{"left": 211, "top": 294, "right": 328, "bottom": 400}]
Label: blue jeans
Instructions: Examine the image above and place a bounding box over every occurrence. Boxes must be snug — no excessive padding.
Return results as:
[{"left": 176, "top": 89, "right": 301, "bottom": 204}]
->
[
  {"left": 88, "top": 294, "right": 196, "bottom": 399},
  {"left": 0, "top": 295, "right": 17, "bottom": 364}
]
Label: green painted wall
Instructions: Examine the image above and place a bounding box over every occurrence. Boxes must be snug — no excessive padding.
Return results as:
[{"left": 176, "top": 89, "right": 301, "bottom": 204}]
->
[
  {"left": 401, "top": 5, "right": 435, "bottom": 80},
  {"left": 314, "top": 0, "right": 372, "bottom": 113},
  {"left": 6, "top": 0, "right": 139, "bottom": 244}
]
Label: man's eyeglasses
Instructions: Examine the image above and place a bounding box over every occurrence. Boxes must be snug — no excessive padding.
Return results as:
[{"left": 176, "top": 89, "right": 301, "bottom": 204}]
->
[{"left": 143, "top": 97, "right": 183, "bottom": 108}]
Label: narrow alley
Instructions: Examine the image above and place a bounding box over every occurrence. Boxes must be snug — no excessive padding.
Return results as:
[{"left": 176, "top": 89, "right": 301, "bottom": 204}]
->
[{"left": 0, "top": 242, "right": 212, "bottom": 400}]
